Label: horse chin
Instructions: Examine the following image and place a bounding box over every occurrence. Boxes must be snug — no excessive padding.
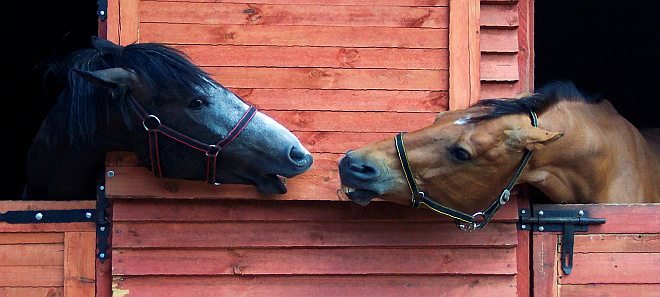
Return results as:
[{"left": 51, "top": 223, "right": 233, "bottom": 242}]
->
[
  {"left": 254, "top": 174, "right": 288, "bottom": 194},
  {"left": 343, "top": 188, "right": 379, "bottom": 206}
]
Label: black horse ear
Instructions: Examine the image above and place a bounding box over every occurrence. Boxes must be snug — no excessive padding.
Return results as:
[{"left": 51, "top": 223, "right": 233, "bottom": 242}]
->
[
  {"left": 91, "top": 36, "right": 124, "bottom": 54},
  {"left": 74, "top": 68, "right": 138, "bottom": 89}
]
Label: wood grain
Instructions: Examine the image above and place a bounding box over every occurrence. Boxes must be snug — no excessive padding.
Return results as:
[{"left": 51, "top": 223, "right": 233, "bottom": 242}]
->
[
  {"left": 63, "top": 232, "right": 95, "bottom": 297},
  {"left": 0, "top": 243, "right": 63, "bottom": 266},
  {"left": 0, "top": 287, "right": 63, "bottom": 297},
  {"left": 560, "top": 284, "right": 660, "bottom": 297},
  {"left": 560, "top": 253, "right": 660, "bottom": 284},
  {"left": 0, "top": 266, "right": 63, "bottom": 287},
  {"left": 0, "top": 232, "right": 64, "bottom": 244},
  {"left": 573, "top": 234, "right": 660, "bottom": 253}
]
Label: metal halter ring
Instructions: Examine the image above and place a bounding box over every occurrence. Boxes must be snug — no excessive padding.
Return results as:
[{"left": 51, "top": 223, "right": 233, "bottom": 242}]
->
[
  {"left": 142, "top": 115, "right": 161, "bottom": 131},
  {"left": 499, "top": 189, "right": 511, "bottom": 205},
  {"left": 411, "top": 191, "right": 425, "bottom": 208},
  {"left": 457, "top": 212, "right": 487, "bottom": 232},
  {"left": 206, "top": 144, "right": 220, "bottom": 157}
]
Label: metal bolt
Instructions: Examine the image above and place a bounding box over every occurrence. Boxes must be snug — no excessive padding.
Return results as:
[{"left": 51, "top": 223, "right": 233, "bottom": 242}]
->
[
  {"left": 99, "top": 185, "right": 105, "bottom": 191},
  {"left": 521, "top": 224, "right": 527, "bottom": 229},
  {"left": 99, "top": 10, "right": 105, "bottom": 16},
  {"left": 538, "top": 210, "right": 544, "bottom": 216},
  {"left": 107, "top": 171, "right": 115, "bottom": 177},
  {"left": 99, "top": 253, "right": 106, "bottom": 259},
  {"left": 578, "top": 210, "right": 584, "bottom": 216},
  {"left": 538, "top": 226, "right": 545, "bottom": 231},
  {"left": 35, "top": 213, "right": 43, "bottom": 220},
  {"left": 85, "top": 212, "right": 92, "bottom": 219},
  {"left": 213, "top": 182, "right": 221, "bottom": 186},
  {"left": 521, "top": 210, "right": 526, "bottom": 214},
  {"left": 100, "top": 226, "right": 106, "bottom": 232}
]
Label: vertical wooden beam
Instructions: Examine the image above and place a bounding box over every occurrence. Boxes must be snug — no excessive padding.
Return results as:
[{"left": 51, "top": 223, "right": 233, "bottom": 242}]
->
[
  {"left": 516, "top": 0, "right": 535, "bottom": 93},
  {"left": 449, "top": 0, "right": 481, "bottom": 110},
  {"left": 64, "top": 232, "right": 96, "bottom": 297},
  {"left": 105, "top": 0, "right": 120, "bottom": 43},
  {"left": 119, "top": 0, "right": 140, "bottom": 45},
  {"left": 533, "top": 233, "right": 559, "bottom": 297},
  {"left": 516, "top": 190, "right": 531, "bottom": 297}
]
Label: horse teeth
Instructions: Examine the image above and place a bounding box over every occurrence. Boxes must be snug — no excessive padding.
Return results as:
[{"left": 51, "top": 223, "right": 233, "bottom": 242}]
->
[{"left": 342, "top": 186, "right": 356, "bottom": 193}]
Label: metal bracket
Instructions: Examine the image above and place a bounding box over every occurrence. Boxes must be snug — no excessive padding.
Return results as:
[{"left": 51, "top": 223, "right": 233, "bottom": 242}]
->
[
  {"left": 518, "top": 208, "right": 606, "bottom": 275},
  {"left": 0, "top": 209, "right": 96, "bottom": 224},
  {"left": 96, "top": 173, "right": 111, "bottom": 263},
  {"left": 97, "top": 0, "right": 108, "bottom": 21}
]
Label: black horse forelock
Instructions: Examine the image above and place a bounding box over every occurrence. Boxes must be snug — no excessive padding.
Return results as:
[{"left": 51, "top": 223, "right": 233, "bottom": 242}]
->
[{"left": 51, "top": 42, "right": 216, "bottom": 144}]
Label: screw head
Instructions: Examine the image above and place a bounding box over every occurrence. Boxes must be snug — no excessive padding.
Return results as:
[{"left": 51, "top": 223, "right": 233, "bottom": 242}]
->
[
  {"left": 99, "top": 185, "right": 105, "bottom": 191},
  {"left": 538, "top": 210, "right": 544, "bottom": 216},
  {"left": 107, "top": 171, "right": 115, "bottom": 177},
  {"left": 99, "top": 10, "right": 105, "bottom": 16},
  {"left": 99, "top": 253, "right": 106, "bottom": 259},
  {"left": 100, "top": 226, "right": 106, "bottom": 232},
  {"left": 521, "top": 224, "right": 527, "bottom": 229},
  {"left": 578, "top": 210, "right": 584, "bottom": 216},
  {"left": 213, "top": 182, "right": 221, "bottom": 186},
  {"left": 35, "top": 213, "right": 43, "bottom": 220},
  {"left": 521, "top": 210, "right": 526, "bottom": 214},
  {"left": 85, "top": 212, "right": 92, "bottom": 219},
  {"left": 538, "top": 226, "right": 545, "bottom": 231}
]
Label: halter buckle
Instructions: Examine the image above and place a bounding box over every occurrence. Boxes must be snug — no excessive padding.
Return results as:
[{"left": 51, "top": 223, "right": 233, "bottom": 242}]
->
[
  {"left": 499, "top": 189, "right": 511, "bottom": 205},
  {"left": 206, "top": 145, "right": 220, "bottom": 157},
  {"left": 411, "top": 191, "right": 425, "bottom": 208},
  {"left": 456, "top": 212, "right": 487, "bottom": 232},
  {"left": 142, "top": 115, "right": 161, "bottom": 131}
]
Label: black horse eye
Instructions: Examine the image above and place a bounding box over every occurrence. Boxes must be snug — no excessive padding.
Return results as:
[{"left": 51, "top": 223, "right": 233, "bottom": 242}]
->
[
  {"left": 188, "top": 99, "right": 205, "bottom": 110},
  {"left": 450, "top": 147, "right": 471, "bottom": 161}
]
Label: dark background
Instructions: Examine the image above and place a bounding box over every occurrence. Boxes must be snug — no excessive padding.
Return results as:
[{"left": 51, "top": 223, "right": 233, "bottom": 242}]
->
[{"left": 1, "top": 1, "right": 658, "bottom": 199}]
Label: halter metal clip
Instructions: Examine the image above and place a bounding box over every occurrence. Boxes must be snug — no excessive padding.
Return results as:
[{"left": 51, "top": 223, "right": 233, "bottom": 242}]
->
[{"left": 499, "top": 189, "right": 511, "bottom": 205}]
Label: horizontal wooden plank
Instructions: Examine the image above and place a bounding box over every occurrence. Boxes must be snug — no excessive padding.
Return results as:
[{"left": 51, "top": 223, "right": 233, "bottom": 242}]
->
[
  {"left": 230, "top": 88, "right": 449, "bottom": 112},
  {"left": 0, "top": 266, "right": 63, "bottom": 287},
  {"left": 533, "top": 204, "right": 660, "bottom": 233},
  {"left": 480, "top": 28, "right": 518, "bottom": 53},
  {"left": 0, "top": 232, "right": 64, "bottom": 244},
  {"left": 141, "top": 2, "right": 449, "bottom": 28},
  {"left": 480, "top": 53, "right": 518, "bottom": 81},
  {"left": 177, "top": 45, "right": 449, "bottom": 70},
  {"left": 561, "top": 253, "right": 660, "bottom": 284},
  {"left": 0, "top": 222, "right": 96, "bottom": 233},
  {"left": 110, "top": 197, "right": 520, "bottom": 222},
  {"left": 140, "top": 23, "right": 448, "bottom": 48},
  {"left": 0, "top": 244, "right": 63, "bottom": 266},
  {"left": 574, "top": 234, "right": 660, "bottom": 253},
  {"left": 480, "top": 4, "right": 518, "bottom": 27},
  {"left": 113, "top": 247, "right": 517, "bottom": 276},
  {"left": 479, "top": 82, "right": 518, "bottom": 99},
  {"left": 297, "top": 131, "right": 394, "bottom": 153},
  {"left": 145, "top": 0, "right": 449, "bottom": 6},
  {"left": 264, "top": 111, "right": 437, "bottom": 132},
  {"left": 0, "top": 287, "right": 63, "bottom": 297},
  {"left": 0, "top": 201, "right": 95, "bottom": 212},
  {"left": 207, "top": 67, "right": 448, "bottom": 90},
  {"left": 112, "top": 275, "right": 516, "bottom": 297},
  {"left": 560, "top": 284, "right": 660, "bottom": 297},
  {"left": 112, "top": 221, "right": 518, "bottom": 248}
]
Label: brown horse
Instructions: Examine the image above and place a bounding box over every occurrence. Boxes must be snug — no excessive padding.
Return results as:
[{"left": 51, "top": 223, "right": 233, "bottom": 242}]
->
[{"left": 338, "top": 81, "right": 659, "bottom": 227}]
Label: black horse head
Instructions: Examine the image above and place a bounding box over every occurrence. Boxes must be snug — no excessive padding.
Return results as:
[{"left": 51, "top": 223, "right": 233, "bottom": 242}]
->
[{"left": 24, "top": 37, "right": 312, "bottom": 200}]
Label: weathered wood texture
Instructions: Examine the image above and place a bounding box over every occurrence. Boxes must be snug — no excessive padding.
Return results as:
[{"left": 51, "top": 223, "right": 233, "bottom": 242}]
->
[
  {"left": 532, "top": 203, "right": 660, "bottom": 297},
  {"left": 111, "top": 198, "right": 527, "bottom": 296},
  {"left": 0, "top": 201, "right": 96, "bottom": 297}
]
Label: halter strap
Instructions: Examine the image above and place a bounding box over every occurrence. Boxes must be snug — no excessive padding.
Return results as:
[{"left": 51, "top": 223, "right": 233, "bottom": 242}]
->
[
  {"left": 130, "top": 97, "right": 257, "bottom": 184},
  {"left": 395, "top": 110, "right": 538, "bottom": 230}
]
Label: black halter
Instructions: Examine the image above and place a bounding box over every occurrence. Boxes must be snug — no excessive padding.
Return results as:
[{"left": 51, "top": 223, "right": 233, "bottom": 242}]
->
[
  {"left": 130, "top": 97, "right": 257, "bottom": 185},
  {"left": 395, "top": 110, "right": 538, "bottom": 231}
]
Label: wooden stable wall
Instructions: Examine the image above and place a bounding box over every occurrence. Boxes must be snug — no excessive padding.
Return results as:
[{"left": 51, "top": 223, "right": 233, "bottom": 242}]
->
[{"left": 0, "top": 201, "right": 96, "bottom": 297}]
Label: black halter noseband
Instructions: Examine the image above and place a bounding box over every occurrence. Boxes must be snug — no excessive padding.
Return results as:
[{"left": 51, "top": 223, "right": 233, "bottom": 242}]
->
[
  {"left": 395, "top": 110, "right": 538, "bottom": 231},
  {"left": 129, "top": 97, "right": 257, "bottom": 185}
]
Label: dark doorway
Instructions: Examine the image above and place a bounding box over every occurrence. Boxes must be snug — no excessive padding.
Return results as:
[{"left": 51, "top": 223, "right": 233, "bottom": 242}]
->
[
  {"left": 535, "top": 0, "right": 660, "bottom": 129},
  {"left": 2, "top": 1, "right": 98, "bottom": 199}
]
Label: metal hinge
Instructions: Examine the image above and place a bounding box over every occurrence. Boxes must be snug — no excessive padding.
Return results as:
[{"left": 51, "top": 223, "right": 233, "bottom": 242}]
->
[
  {"left": 518, "top": 208, "right": 606, "bottom": 275},
  {"left": 0, "top": 209, "right": 96, "bottom": 223},
  {"left": 97, "top": 0, "right": 108, "bottom": 21}
]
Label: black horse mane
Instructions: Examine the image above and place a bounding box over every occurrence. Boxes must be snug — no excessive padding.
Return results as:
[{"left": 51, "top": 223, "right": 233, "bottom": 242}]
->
[
  {"left": 469, "top": 81, "right": 604, "bottom": 123},
  {"left": 47, "top": 41, "right": 216, "bottom": 144}
]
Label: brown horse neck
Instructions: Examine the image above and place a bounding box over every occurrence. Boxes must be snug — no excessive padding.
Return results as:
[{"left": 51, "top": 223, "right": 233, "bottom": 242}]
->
[{"left": 520, "top": 100, "right": 660, "bottom": 203}]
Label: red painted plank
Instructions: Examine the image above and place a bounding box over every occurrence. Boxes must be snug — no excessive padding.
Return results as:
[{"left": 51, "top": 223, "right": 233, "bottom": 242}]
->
[
  {"left": 533, "top": 204, "right": 660, "bottom": 234},
  {"left": 0, "top": 222, "right": 95, "bottom": 233},
  {"left": 0, "top": 244, "right": 63, "bottom": 266},
  {"left": 113, "top": 247, "right": 517, "bottom": 276},
  {"left": 112, "top": 275, "right": 516, "bottom": 297},
  {"left": 146, "top": 0, "right": 450, "bottom": 6},
  {"left": 297, "top": 131, "right": 394, "bottom": 153},
  {"left": 532, "top": 233, "right": 558, "bottom": 297},
  {"left": 479, "top": 81, "right": 518, "bottom": 99},
  {"left": 264, "top": 111, "right": 437, "bottom": 132},
  {"left": 230, "top": 89, "right": 449, "bottom": 112},
  {"left": 140, "top": 23, "right": 448, "bottom": 48},
  {"left": 574, "top": 234, "right": 660, "bottom": 253},
  {"left": 206, "top": 67, "right": 448, "bottom": 90},
  {"left": 480, "top": 4, "right": 518, "bottom": 27},
  {"left": 560, "top": 253, "right": 660, "bottom": 284},
  {"left": 0, "top": 232, "right": 64, "bottom": 244},
  {"left": 112, "top": 221, "right": 518, "bottom": 248},
  {"left": 0, "top": 201, "right": 95, "bottom": 212},
  {"left": 63, "top": 232, "right": 95, "bottom": 297},
  {"left": 177, "top": 45, "right": 449, "bottom": 70},
  {"left": 140, "top": 2, "right": 449, "bottom": 28},
  {"left": 480, "top": 53, "right": 519, "bottom": 81},
  {"left": 480, "top": 28, "right": 518, "bottom": 53},
  {"left": 0, "top": 266, "right": 63, "bottom": 287},
  {"left": 560, "top": 284, "right": 660, "bottom": 297},
  {"left": 0, "top": 287, "right": 63, "bottom": 297}
]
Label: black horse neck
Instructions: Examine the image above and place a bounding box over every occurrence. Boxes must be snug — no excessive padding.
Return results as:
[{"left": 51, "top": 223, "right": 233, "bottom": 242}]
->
[{"left": 24, "top": 95, "right": 132, "bottom": 200}]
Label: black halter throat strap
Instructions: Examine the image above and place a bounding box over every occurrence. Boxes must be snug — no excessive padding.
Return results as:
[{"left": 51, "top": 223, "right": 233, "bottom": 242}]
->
[
  {"left": 130, "top": 97, "right": 257, "bottom": 185},
  {"left": 395, "top": 110, "right": 538, "bottom": 231}
]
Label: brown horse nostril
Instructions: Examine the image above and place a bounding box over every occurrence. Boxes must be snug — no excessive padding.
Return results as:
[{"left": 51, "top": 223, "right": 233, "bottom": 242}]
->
[{"left": 340, "top": 155, "right": 379, "bottom": 181}]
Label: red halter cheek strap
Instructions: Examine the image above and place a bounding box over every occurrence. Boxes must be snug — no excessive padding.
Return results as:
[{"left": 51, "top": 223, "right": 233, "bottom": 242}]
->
[{"left": 131, "top": 97, "right": 257, "bottom": 185}]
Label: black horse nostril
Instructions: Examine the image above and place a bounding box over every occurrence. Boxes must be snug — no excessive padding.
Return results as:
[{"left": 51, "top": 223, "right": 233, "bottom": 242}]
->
[
  {"left": 288, "top": 146, "right": 312, "bottom": 167},
  {"left": 340, "top": 154, "right": 379, "bottom": 181}
]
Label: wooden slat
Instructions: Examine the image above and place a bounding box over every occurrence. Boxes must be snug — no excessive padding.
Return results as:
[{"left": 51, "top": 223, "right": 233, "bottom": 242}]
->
[
  {"left": 0, "top": 201, "right": 95, "bottom": 212},
  {"left": 533, "top": 204, "right": 660, "bottom": 234},
  {"left": 231, "top": 89, "right": 449, "bottom": 112},
  {"left": 0, "top": 266, "right": 63, "bottom": 287},
  {"left": 560, "top": 253, "right": 660, "bottom": 284},
  {"left": 140, "top": 23, "right": 448, "bottom": 48},
  {"left": 515, "top": 0, "right": 534, "bottom": 93},
  {"left": 516, "top": 194, "right": 531, "bottom": 297},
  {"left": 118, "top": 0, "right": 139, "bottom": 45},
  {"left": 105, "top": 0, "right": 119, "bottom": 43},
  {"left": 0, "top": 232, "right": 64, "bottom": 244},
  {"left": 265, "top": 111, "right": 437, "bottom": 132},
  {"left": 480, "top": 4, "right": 518, "bottom": 27},
  {"left": 0, "top": 223, "right": 95, "bottom": 233},
  {"left": 480, "top": 28, "right": 518, "bottom": 53},
  {"left": 112, "top": 275, "right": 516, "bottom": 297},
  {"left": 63, "top": 232, "right": 95, "bottom": 297},
  {"left": 297, "top": 132, "right": 393, "bottom": 154},
  {"left": 206, "top": 67, "right": 447, "bottom": 90},
  {"left": 146, "top": 0, "right": 450, "bottom": 6},
  {"left": 480, "top": 82, "right": 517, "bottom": 99},
  {"left": 480, "top": 53, "right": 519, "bottom": 81},
  {"left": 448, "top": 0, "right": 480, "bottom": 110},
  {"left": 112, "top": 221, "right": 518, "bottom": 248},
  {"left": 141, "top": 2, "right": 449, "bottom": 28},
  {"left": 0, "top": 287, "right": 63, "bottom": 297},
  {"left": 0, "top": 244, "right": 63, "bottom": 266},
  {"left": 532, "top": 233, "right": 558, "bottom": 297},
  {"left": 177, "top": 45, "right": 449, "bottom": 70},
  {"left": 560, "top": 284, "right": 660, "bottom": 297},
  {"left": 113, "top": 247, "right": 516, "bottom": 276},
  {"left": 573, "top": 234, "right": 660, "bottom": 253}
]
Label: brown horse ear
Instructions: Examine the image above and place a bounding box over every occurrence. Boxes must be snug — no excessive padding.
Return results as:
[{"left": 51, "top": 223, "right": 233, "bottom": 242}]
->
[
  {"left": 74, "top": 68, "right": 138, "bottom": 89},
  {"left": 504, "top": 127, "right": 564, "bottom": 151}
]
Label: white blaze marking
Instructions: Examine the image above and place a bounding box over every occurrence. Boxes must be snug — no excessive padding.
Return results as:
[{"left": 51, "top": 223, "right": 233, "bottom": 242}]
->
[{"left": 454, "top": 117, "right": 471, "bottom": 125}]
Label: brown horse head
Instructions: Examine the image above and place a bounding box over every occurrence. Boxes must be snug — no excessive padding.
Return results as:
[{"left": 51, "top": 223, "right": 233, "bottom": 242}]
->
[{"left": 339, "top": 81, "right": 660, "bottom": 214}]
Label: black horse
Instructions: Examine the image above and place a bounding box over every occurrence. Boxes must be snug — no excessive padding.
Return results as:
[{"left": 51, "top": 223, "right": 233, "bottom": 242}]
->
[{"left": 24, "top": 37, "right": 313, "bottom": 200}]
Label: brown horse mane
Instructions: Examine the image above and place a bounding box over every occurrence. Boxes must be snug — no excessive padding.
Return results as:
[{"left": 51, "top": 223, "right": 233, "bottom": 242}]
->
[{"left": 468, "top": 81, "right": 605, "bottom": 123}]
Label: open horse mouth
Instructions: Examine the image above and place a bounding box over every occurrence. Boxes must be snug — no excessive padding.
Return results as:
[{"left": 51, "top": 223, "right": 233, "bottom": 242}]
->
[
  {"left": 253, "top": 174, "right": 288, "bottom": 194},
  {"left": 340, "top": 185, "right": 379, "bottom": 206}
]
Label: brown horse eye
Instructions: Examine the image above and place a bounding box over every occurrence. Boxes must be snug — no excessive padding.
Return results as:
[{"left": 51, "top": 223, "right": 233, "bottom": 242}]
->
[
  {"left": 188, "top": 99, "right": 205, "bottom": 110},
  {"left": 450, "top": 147, "right": 471, "bottom": 161}
]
